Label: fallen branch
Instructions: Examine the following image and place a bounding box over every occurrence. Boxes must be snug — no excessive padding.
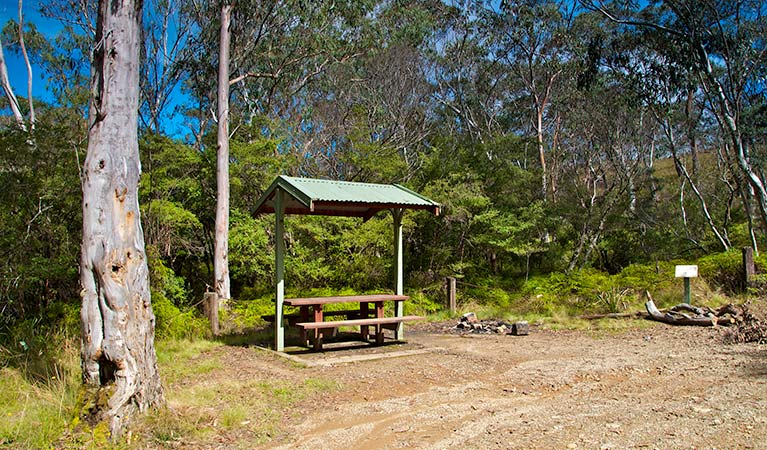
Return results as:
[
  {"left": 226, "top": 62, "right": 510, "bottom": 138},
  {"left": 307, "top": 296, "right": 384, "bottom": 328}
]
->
[
  {"left": 645, "top": 298, "right": 715, "bottom": 326},
  {"left": 644, "top": 291, "right": 737, "bottom": 327}
]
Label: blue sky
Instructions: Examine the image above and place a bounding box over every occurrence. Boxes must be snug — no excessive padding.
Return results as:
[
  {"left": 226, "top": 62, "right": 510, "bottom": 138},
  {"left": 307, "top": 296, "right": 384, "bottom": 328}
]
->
[
  {"left": 1, "top": 0, "right": 62, "bottom": 104},
  {"left": 1, "top": 0, "right": 195, "bottom": 138}
]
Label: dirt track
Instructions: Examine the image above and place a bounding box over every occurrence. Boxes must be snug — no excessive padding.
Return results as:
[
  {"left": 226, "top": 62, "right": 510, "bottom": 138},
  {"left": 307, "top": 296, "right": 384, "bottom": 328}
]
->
[{"left": 256, "top": 323, "right": 767, "bottom": 449}]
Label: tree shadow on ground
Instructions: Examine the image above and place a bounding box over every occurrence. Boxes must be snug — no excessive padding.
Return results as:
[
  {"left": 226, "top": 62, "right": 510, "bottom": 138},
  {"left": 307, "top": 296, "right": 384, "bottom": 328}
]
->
[{"left": 215, "top": 325, "right": 407, "bottom": 355}]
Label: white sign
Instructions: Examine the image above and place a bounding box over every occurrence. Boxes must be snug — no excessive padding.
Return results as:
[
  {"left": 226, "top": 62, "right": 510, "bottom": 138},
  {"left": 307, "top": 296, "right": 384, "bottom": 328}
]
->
[{"left": 675, "top": 265, "right": 698, "bottom": 278}]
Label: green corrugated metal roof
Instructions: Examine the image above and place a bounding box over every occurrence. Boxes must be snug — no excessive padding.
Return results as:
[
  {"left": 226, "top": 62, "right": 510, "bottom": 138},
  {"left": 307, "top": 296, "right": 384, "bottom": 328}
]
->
[{"left": 253, "top": 176, "right": 440, "bottom": 219}]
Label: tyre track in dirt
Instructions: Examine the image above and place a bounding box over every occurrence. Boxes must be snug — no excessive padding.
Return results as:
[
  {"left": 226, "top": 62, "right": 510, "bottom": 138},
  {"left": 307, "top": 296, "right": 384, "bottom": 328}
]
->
[{"left": 266, "top": 325, "right": 767, "bottom": 449}]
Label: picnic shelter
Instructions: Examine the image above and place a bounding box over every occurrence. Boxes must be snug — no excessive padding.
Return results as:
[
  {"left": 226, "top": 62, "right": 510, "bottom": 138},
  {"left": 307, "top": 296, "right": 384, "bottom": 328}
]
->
[{"left": 253, "top": 176, "right": 440, "bottom": 351}]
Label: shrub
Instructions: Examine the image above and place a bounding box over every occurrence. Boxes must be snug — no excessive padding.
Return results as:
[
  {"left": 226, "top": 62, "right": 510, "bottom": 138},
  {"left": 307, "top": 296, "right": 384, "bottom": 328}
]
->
[
  {"left": 152, "top": 292, "right": 209, "bottom": 340},
  {"left": 148, "top": 246, "right": 209, "bottom": 339},
  {"left": 593, "top": 287, "right": 632, "bottom": 313},
  {"left": 407, "top": 291, "right": 443, "bottom": 315},
  {"left": 697, "top": 250, "right": 744, "bottom": 294}
]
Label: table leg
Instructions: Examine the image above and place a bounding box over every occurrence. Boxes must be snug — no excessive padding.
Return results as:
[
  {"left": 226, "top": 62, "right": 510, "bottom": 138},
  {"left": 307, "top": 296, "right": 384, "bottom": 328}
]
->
[
  {"left": 313, "top": 305, "right": 324, "bottom": 350},
  {"left": 375, "top": 301, "right": 385, "bottom": 344},
  {"left": 299, "top": 306, "right": 309, "bottom": 346},
  {"left": 360, "top": 302, "right": 370, "bottom": 341}
]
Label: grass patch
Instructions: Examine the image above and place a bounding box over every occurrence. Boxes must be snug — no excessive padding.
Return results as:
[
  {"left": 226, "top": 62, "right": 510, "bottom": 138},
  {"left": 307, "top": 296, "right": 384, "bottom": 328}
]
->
[
  {"left": 155, "top": 338, "right": 223, "bottom": 385},
  {"left": 137, "top": 377, "right": 339, "bottom": 446},
  {"left": 131, "top": 339, "right": 341, "bottom": 448},
  {"left": 0, "top": 331, "right": 80, "bottom": 449},
  {"left": 0, "top": 368, "right": 79, "bottom": 448}
]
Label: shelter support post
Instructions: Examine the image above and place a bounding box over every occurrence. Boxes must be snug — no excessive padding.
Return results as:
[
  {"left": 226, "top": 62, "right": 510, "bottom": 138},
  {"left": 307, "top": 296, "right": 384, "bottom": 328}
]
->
[
  {"left": 274, "top": 189, "right": 286, "bottom": 351},
  {"left": 392, "top": 208, "right": 404, "bottom": 339}
]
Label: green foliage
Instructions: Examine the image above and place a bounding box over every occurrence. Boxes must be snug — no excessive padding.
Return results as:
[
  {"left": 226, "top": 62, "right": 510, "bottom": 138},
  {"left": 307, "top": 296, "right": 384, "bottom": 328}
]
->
[
  {"left": 473, "top": 201, "right": 548, "bottom": 260},
  {"left": 0, "top": 122, "right": 82, "bottom": 330},
  {"left": 697, "top": 251, "right": 745, "bottom": 295},
  {"left": 0, "top": 367, "right": 79, "bottom": 448},
  {"left": 222, "top": 295, "right": 275, "bottom": 331},
  {"left": 594, "top": 288, "right": 632, "bottom": 314},
  {"left": 147, "top": 247, "right": 209, "bottom": 340},
  {"left": 520, "top": 269, "right": 615, "bottom": 314},
  {"left": 229, "top": 210, "right": 272, "bottom": 292},
  {"left": 229, "top": 133, "right": 286, "bottom": 213},
  {"left": 407, "top": 291, "right": 443, "bottom": 315}
]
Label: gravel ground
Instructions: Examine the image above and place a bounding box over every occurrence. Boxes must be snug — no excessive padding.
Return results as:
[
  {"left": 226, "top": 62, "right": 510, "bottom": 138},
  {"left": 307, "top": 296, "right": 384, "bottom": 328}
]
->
[{"left": 262, "top": 322, "right": 767, "bottom": 449}]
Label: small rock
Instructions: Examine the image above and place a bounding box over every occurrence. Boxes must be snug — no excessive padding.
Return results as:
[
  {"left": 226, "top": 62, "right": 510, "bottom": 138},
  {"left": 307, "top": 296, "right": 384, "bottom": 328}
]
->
[
  {"left": 511, "top": 321, "right": 529, "bottom": 336},
  {"left": 462, "top": 312, "right": 479, "bottom": 323}
]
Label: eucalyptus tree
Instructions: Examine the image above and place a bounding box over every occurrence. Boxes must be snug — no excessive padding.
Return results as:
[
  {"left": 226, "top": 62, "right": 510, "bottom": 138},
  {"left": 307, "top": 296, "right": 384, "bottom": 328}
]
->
[
  {"left": 430, "top": 2, "right": 499, "bottom": 143},
  {"left": 212, "top": 2, "right": 232, "bottom": 330},
  {"left": 140, "top": 0, "right": 193, "bottom": 134},
  {"left": 586, "top": 7, "right": 735, "bottom": 252},
  {"left": 555, "top": 80, "right": 640, "bottom": 271},
  {"left": 583, "top": 0, "right": 767, "bottom": 252},
  {"left": 0, "top": 36, "right": 25, "bottom": 129},
  {"left": 303, "top": 0, "right": 447, "bottom": 182},
  {"left": 481, "top": 0, "right": 576, "bottom": 202},
  {"left": 80, "top": 0, "right": 163, "bottom": 438},
  {"left": 180, "top": 0, "right": 378, "bottom": 309},
  {"left": 0, "top": 0, "right": 36, "bottom": 131}
]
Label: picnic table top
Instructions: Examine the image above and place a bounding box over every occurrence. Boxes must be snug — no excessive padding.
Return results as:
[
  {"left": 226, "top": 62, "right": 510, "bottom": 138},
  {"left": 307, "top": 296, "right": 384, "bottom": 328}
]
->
[{"left": 283, "top": 294, "right": 409, "bottom": 307}]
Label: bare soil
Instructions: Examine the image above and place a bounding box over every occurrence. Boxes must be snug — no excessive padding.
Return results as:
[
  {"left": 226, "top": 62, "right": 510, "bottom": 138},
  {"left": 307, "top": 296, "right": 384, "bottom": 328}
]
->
[{"left": 195, "top": 322, "right": 767, "bottom": 449}]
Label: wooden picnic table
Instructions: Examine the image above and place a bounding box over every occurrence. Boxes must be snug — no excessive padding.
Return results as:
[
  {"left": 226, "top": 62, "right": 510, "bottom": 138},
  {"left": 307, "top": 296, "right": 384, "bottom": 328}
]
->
[{"left": 282, "top": 294, "right": 421, "bottom": 350}]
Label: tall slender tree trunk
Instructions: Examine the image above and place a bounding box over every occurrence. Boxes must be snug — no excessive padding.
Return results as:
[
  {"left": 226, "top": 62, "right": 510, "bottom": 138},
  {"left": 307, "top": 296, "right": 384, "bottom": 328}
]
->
[
  {"left": 18, "top": 0, "right": 34, "bottom": 128},
  {"left": 212, "top": 3, "right": 232, "bottom": 333},
  {"left": 0, "top": 36, "right": 26, "bottom": 130},
  {"left": 699, "top": 46, "right": 767, "bottom": 232},
  {"left": 536, "top": 106, "right": 547, "bottom": 201},
  {"left": 80, "top": 0, "right": 163, "bottom": 439}
]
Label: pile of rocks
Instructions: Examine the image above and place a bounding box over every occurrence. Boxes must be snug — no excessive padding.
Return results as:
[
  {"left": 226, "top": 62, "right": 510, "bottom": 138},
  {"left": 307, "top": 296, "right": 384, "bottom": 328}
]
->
[{"left": 453, "top": 312, "right": 529, "bottom": 336}]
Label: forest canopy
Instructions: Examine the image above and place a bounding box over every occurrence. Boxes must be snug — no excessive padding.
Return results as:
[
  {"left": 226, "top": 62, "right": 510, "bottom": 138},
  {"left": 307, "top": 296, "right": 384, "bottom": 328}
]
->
[{"left": 1, "top": 0, "right": 766, "bottom": 335}]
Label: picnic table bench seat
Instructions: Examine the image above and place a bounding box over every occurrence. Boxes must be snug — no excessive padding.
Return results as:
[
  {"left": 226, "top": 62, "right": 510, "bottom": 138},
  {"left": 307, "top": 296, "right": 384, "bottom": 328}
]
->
[
  {"left": 269, "top": 293, "right": 417, "bottom": 350},
  {"left": 296, "top": 315, "right": 424, "bottom": 350}
]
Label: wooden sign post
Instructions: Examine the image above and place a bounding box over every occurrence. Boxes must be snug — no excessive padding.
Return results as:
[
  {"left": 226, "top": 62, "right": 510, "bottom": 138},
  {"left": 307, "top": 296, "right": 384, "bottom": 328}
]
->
[{"left": 675, "top": 265, "right": 698, "bottom": 304}]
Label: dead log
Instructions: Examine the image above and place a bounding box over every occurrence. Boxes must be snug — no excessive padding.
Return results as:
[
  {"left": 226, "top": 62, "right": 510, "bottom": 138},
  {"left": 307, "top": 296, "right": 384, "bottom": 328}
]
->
[
  {"left": 644, "top": 292, "right": 715, "bottom": 326},
  {"left": 646, "top": 299, "right": 714, "bottom": 326},
  {"left": 669, "top": 303, "right": 707, "bottom": 315}
]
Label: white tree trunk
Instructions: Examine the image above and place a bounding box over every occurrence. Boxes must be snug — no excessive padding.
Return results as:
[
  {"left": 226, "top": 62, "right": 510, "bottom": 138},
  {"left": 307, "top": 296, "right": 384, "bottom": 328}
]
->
[
  {"left": 18, "top": 0, "right": 35, "bottom": 128},
  {"left": 0, "top": 36, "right": 26, "bottom": 130},
  {"left": 213, "top": 3, "right": 232, "bottom": 322},
  {"left": 536, "top": 106, "right": 547, "bottom": 201},
  {"left": 80, "top": 0, "right": 163, "bottom": 438}
]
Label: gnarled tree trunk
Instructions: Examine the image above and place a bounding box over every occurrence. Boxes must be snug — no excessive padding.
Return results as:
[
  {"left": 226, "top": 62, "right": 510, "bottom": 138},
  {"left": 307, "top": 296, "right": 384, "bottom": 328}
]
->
[{"left": 80, "top": 0, "right": 163, "bottom": 439}]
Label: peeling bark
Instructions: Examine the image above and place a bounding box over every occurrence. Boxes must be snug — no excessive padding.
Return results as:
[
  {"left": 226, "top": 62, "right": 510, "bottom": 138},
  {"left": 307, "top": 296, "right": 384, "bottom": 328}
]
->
[
  {"left": 213, "top": 3, "right": 232, "bottom": 333},
  {"left": 80, "top": 0, "right": 163, "bottom": 439}
]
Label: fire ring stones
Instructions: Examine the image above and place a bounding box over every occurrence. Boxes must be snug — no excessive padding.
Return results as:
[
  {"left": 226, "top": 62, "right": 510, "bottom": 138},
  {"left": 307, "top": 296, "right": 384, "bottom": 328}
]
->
[{"left": 453, "top": 313, "right": 529, "bottom": 336}]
